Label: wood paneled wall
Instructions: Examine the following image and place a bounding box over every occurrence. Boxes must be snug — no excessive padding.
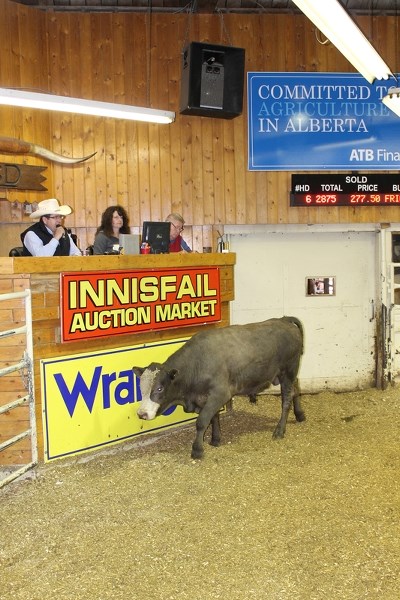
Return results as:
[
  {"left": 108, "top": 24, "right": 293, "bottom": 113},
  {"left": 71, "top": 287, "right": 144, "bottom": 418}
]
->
[{"left": 1, "top": 0, "right": 400, "bottom": 254}]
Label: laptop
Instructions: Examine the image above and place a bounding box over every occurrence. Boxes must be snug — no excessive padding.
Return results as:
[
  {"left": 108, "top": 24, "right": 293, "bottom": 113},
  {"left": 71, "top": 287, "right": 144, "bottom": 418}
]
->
[{"left": 119, "top": 233, "right": 141, "bottom": 255}]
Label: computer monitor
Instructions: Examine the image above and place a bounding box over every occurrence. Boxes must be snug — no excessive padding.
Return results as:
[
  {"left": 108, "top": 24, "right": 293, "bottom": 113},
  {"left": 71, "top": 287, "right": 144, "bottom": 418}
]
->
[{"left": 141, "top": 221, "right": 170, "bottom": 254}]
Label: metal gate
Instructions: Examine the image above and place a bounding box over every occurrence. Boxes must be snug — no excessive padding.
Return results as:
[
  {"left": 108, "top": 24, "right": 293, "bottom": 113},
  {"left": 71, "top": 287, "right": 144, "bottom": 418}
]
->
[
  {"left": 0, "top": 289, "right": 37, "bottom": 488},
  {"left": 376, "top": 226, "right": 400, "bottom": 387}
]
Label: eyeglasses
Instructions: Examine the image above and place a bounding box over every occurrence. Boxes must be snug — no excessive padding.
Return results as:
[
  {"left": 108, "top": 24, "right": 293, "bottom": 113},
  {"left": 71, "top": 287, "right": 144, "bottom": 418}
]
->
[
  {"left": 45, "top": 215, "right": 62, "bottom": 219},
  {"left": 171, "top": 222, "right": 184, "bottom": 233}
]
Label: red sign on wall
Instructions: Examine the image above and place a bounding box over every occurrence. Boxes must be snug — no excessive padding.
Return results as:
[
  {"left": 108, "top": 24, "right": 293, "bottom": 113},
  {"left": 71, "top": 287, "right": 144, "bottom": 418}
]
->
[{"left": 60, "top": 267, "right": 221, "bottom": 342}]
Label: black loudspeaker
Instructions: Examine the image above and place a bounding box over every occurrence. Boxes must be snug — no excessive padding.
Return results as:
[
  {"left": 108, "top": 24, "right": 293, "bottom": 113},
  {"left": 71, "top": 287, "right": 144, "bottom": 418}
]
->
[{"left": 180, "top": 42, "right": 245, "bottom": 119}]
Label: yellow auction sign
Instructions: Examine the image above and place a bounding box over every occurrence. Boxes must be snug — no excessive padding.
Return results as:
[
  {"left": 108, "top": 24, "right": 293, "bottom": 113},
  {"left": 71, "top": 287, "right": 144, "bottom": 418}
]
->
[
  {"left": 60, "top": 267, "right": 221, "bottom": 342},
  {"left": 41, "top": 338, "right": 196, "bottom": 461}
]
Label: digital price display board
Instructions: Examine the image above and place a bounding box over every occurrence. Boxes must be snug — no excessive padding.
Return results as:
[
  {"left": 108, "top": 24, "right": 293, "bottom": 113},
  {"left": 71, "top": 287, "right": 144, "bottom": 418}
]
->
[{"left": 290, "top": 174, "right": 400, "bottom": 207}]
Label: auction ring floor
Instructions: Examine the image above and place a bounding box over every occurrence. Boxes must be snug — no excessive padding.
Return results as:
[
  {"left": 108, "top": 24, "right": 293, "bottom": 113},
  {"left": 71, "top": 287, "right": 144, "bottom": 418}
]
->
[{"left": 1, "top": 387, "right": 399, "bottom": 600}]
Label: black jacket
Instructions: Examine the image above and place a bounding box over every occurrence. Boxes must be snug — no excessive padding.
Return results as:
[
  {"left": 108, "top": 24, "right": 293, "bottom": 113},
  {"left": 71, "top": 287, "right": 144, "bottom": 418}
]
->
[{"left": 21, "top": 220, "right": 71, "bottom": 256}]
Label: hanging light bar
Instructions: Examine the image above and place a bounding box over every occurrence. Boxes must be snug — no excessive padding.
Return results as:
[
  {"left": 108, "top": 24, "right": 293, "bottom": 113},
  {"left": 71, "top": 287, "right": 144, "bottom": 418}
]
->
[
  {"left": 0, "top": 87, "right": 175, "bottom": 124},
  {"left": 382, "top": 86, "right": 400, "bottom": 118},
  {"left": 291, "top": 0, "right": 394, "bottom": 84}
]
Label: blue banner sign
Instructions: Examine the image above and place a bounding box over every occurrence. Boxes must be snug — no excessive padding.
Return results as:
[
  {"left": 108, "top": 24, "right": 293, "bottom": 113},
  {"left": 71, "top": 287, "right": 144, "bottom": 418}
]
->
[{"left": 248, "top": 72, "right": 400, "bottom": 171}]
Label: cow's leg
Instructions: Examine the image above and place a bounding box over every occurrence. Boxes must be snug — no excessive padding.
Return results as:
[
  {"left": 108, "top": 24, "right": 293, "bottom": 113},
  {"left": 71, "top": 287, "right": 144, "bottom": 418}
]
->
[
  {"left": 210, "top": 412, "right": 221, "bottom": 447},
  {"left": 292, "top": 378, "right": 305, "bottom": 423},
  {"left": 192, "top": 409, "right": 214, "bottom": 459},
  {"left": 272, "top": 376, "right": 293, "bottom": 439},
  {"left": 192, "top": 396, "right": 227, "bottom": 459}
]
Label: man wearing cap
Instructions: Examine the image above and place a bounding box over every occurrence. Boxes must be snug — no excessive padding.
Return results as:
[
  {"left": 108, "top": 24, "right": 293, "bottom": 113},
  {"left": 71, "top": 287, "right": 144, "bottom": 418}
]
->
[{"left": 21, "top": 198, "right": 81, "bottom": 257}]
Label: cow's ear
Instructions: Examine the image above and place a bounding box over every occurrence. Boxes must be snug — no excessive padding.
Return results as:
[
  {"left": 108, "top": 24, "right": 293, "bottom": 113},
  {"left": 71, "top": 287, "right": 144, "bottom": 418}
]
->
[
  {"left": 168, "top": 368, "right": 179, "bottom": 380},
  {"left": 132, "top": 366, "right": 145, "bottom": 378}
]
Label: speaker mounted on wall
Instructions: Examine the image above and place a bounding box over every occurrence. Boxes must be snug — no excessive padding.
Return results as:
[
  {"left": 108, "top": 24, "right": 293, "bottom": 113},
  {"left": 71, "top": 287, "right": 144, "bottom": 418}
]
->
[{"left": 180, "top": 42, "right": 245, "bottom": 119}]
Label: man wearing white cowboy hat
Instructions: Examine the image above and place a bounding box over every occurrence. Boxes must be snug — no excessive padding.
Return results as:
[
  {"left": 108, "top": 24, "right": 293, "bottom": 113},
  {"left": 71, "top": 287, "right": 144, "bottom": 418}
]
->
[{"left": 21, "top": 198, "right": 81, "bottom": 257}]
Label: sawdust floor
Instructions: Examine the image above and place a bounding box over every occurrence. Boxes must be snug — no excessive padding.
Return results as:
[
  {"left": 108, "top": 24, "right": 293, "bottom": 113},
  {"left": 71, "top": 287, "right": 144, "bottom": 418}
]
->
[{"left": 0, "top": 387, "right": 399, "bottom": 600}]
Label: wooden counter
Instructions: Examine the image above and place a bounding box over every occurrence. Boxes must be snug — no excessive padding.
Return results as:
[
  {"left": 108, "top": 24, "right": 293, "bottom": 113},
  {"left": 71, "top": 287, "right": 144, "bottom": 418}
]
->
[{"left": 0, "top": 253, "right": 235, "bottom": 466}]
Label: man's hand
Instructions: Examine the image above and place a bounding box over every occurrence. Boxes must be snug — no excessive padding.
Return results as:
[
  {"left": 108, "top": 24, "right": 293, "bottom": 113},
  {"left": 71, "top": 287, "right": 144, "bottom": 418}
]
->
[{"left": 54, "top": 225, "right": 66, "bottom": 241}]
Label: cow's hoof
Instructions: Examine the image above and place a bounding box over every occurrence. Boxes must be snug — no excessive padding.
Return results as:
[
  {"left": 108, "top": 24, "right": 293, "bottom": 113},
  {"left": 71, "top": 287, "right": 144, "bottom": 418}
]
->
[
  {"left": 295, "top": 412, "right": 306, "bottom": 423},
  {"left": 209, "top": 439, "right": 220, "bottom": 447},
  {"left": 191, "top": 447, "right": 204, "bottom": 460},
  {"left": 272, "top": 428, "right": 285, "bottom": 439}
]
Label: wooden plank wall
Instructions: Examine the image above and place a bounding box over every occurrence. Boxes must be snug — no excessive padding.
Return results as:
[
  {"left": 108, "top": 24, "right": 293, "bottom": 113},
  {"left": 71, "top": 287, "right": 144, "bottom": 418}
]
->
[
  {"left": 0, "top": 1, "right": 53, "bottom": 254},
  {"left": 1, "top": 0, "right": 400, "bottom": 255}
]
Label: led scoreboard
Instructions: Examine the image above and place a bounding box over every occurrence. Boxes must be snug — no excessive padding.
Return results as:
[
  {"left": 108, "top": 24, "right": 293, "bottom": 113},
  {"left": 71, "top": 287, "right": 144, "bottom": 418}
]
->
[{"left": 290, "top": 174, "right": 400, "bottom": 207}]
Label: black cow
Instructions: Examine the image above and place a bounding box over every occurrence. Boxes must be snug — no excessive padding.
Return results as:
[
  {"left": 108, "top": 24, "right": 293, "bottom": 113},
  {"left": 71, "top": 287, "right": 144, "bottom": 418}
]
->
[{"left": 133, "top": 316, "right": 305, "bottom": 459}]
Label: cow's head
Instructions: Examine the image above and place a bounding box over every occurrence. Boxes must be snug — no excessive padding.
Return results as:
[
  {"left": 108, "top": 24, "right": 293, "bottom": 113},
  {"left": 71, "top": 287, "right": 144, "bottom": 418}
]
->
[{"left": 133, "top": 363, "right": 178, "bottom": 420}]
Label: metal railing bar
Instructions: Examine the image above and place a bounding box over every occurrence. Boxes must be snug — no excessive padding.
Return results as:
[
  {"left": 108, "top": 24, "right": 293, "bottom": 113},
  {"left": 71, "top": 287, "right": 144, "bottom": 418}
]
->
[
  {"left": 0, "top": 395, "right": 29, "bottom": 415},
  {"left": 0, "top": 429, "right": 30, "bottom": 452},
  {"left": 0, "top": 290, "right": 30, "bottom": 302},
  {"left": 0, "top": 360, "right": 26, "bottom": 377},
  {"left": 0, "top": 462, "right": 36, "bottom": 489},
  {"left": 23, "top": 295, "right": 38, "bottom": 467},
  {"left": 0, "top": 325, "right": 27, "bottom": 339}
]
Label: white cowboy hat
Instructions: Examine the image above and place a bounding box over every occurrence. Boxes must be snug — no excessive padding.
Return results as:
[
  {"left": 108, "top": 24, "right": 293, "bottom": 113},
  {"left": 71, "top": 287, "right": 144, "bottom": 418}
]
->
[{"left": 30, "top": 198, "right": 73, "bottom": 219}]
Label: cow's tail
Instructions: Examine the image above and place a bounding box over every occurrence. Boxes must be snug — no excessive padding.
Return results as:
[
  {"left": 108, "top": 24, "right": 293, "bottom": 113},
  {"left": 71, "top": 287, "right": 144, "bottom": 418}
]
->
[{"left": 282, "top": 316, "right": 304, "bottom": 354}]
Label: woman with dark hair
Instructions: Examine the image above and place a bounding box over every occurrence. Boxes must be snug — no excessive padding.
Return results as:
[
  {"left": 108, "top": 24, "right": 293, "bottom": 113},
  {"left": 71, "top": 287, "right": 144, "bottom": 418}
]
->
[{"left": 93, "top": 205, "right": 131, "bottom": 255}]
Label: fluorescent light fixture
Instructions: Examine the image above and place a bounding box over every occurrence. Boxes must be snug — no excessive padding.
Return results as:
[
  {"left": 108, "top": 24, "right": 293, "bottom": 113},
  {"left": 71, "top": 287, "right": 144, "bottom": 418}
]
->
[
  {"left": 382, "top": 86, "right": 400, "bottom": 118},
  {"left": 0, "top": 87, "right": 175, "bottom": 124},
  {"left": 291, "top": 0, "right": 393, "bottom": 84}
]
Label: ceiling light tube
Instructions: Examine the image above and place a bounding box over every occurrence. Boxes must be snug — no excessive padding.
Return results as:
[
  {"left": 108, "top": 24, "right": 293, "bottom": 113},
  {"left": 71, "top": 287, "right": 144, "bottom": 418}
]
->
[
  {"left": 291, "top": 0, "right": 393, "bottom": 84},
  {"left": 0, "top": 87, "right": 175, "bottom": 124},
  {"left": 382, "top": 86, "right": 400, "bottom": 118}
]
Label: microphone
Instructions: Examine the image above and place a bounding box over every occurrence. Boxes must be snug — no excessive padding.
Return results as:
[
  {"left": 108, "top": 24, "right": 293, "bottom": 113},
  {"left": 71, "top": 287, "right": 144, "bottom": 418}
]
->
[{"left": 56, "top": 224, "right": 66, "bottom": 238}]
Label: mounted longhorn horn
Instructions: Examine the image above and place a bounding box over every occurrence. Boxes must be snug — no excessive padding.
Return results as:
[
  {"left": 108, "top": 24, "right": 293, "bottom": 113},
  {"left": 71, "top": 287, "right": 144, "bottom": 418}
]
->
[{"left": 0, "top": 136, "right": 96, "bottom": 164}]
